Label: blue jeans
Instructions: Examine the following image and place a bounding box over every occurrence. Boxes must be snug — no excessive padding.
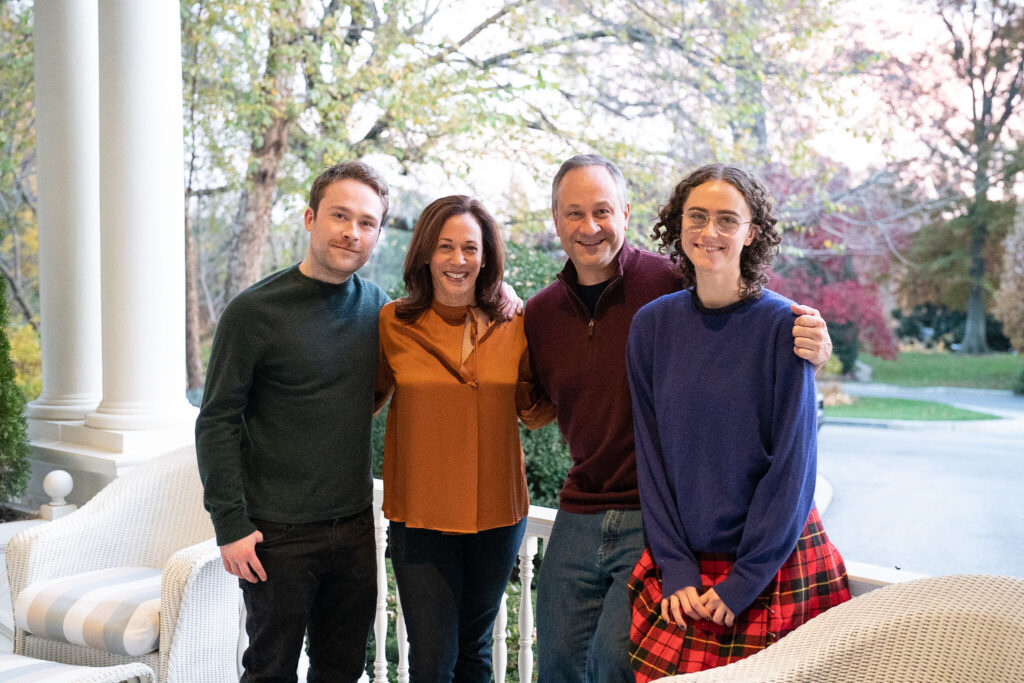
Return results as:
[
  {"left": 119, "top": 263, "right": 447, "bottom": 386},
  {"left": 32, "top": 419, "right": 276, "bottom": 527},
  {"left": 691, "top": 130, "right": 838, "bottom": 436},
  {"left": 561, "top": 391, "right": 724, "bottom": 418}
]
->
[
  {"left": 536, "top": 509, "right": 645, "bottom": 683},
  {"left": 389, "top": 518, "right": 527, "bottom": 683},
  {"left": 240, "top": 509, "right": 377, "bottom": 683}
]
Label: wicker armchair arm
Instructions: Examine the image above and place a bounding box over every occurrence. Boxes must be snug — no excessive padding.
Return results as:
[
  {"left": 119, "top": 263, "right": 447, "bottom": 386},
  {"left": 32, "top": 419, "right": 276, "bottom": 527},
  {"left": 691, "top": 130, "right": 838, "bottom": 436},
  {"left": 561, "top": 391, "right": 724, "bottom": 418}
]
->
[{"left": 160, "top": 539, "right": 242, "bottom": 682}]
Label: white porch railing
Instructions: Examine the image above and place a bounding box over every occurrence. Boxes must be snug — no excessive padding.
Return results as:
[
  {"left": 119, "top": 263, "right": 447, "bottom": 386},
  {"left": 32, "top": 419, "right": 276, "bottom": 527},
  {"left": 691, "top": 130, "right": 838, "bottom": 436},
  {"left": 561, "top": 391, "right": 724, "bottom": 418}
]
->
[
  {"left": 366, "top": 480, "right": 556, "bottom": 683},
  {"left": 0, "top": 471, "right": 925, "bottom": 678},
  {"left": 362, "top": 479, "right": 924, "bottom": 683}
]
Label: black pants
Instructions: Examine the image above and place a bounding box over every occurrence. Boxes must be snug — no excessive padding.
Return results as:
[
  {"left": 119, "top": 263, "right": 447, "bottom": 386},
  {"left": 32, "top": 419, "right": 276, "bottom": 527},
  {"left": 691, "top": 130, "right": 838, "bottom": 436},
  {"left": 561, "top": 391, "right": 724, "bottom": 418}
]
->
[
  {"left": 240, "top": 508, "right": 377, "bottom": 683},
  {"left": 389, "top": 518, "right": 527, "bottom": 683}
]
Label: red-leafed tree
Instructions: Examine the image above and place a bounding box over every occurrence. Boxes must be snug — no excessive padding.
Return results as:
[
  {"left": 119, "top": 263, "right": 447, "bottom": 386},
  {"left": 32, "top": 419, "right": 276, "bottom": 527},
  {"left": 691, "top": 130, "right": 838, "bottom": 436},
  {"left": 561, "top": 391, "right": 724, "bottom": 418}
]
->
[
  {"left": 878, "top": 0, "right": 1024, "bottom": 353},
  {"left": 763, "top": 163, "right": 925, "bottom": 372}
]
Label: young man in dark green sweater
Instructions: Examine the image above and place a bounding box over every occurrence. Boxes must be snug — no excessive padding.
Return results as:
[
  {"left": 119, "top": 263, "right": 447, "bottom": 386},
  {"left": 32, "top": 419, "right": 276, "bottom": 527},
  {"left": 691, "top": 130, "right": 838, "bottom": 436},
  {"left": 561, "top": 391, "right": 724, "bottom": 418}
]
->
[{"left": 196, "top": 161, "right": 391, "bottom": 682}]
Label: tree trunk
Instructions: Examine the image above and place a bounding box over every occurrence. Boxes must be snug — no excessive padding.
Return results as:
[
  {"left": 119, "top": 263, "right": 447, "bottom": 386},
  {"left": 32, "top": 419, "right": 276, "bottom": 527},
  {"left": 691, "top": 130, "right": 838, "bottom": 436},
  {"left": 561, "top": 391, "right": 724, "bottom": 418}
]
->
[
  {"left": 961, "top": 207, "right": 989, "bottom": 353},
  {"left": 222, "top": 115, "right": 291, "bottom": 302},
  {"left": 221, "top": 9, "right": 298, "bottom": 303},
  {"left": 185, "top": 202, "right": 204, "bottom": 392},
  {"left": 962, "top": 282, "right": 988, "bottom": 353},
  {"left": 962, "top": 152, "right": 991, "bottom": 354}
]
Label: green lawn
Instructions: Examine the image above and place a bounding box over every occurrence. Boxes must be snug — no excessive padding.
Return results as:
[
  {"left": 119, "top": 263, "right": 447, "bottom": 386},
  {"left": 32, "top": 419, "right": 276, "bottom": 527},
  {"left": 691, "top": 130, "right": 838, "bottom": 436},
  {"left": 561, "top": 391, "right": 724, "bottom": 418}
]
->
[
  {"left": 825, "top": 397, "right": 1000, "bottom": 421},
  {"left": 857, "top": 351, "right": 1023, "bottom": 390}
]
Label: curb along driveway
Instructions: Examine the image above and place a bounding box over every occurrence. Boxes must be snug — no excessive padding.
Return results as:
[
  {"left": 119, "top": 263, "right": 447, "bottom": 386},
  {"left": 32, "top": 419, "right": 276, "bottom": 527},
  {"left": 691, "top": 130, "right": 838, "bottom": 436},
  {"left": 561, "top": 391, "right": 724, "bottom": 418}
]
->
[{"left": 833, "top": 382, "right": 1024, "bottom": 430}]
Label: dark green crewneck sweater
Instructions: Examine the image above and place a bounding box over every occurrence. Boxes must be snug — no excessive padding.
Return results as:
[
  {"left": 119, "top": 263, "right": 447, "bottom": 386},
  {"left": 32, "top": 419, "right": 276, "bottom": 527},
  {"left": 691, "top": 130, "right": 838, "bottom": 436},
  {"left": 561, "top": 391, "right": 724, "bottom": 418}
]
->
[{"left": 196, "top": 265, "right": 389, "bottom": 545}]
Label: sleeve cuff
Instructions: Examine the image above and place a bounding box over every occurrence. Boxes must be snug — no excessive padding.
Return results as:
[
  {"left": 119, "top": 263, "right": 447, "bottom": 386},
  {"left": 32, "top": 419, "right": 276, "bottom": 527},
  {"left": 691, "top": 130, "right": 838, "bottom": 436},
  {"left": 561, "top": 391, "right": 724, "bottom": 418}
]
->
[
  {"left": 660, "top": 561, "right": 702, "bottom": 601},
  {"left": 712, "top": 575, "right": 764, "bottom": 617},
  {"left": 213, "top": 514, "right": 257, "bottom": 547}
]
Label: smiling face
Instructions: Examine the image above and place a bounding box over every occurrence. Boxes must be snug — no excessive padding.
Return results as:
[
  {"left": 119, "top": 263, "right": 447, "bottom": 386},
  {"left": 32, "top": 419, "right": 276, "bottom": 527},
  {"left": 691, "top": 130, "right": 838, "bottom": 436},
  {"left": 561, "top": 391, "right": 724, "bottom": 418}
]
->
[
  {"left": 553, "top": 165, "right": 630, "bottom": 285},
  {"left": 301, "top": 179, "right": 384, "bottom": 284},
  {"left": 430, "top": 212, "right": 484, "bottom": 307},
  {"left": 680, "top": 180, "right": 756, "bottom": 285}
]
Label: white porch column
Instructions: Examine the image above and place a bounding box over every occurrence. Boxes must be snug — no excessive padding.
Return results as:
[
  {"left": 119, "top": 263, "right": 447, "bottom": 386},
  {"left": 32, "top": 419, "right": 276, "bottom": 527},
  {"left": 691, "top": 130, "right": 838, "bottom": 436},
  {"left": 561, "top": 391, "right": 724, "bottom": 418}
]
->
[
  {"left": 84, "top": 0, "right": 193, "bottom": 430},
  {"left": 26, "top": 0, "right": 103, "bottom": 420}
]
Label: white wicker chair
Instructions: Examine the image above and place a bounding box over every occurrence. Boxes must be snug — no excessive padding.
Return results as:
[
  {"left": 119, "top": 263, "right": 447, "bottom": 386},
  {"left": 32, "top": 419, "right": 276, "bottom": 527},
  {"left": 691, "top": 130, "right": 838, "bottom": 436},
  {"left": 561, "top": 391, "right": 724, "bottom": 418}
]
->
[
  {"left": 661, "top": 574, "right": 1024, "bottom": 682},
  {"left": 0, "top": 652, "right": 155, "bottom": 682},
  {"left": 5, "top": 445, "right": 241, "bottom": 683}
]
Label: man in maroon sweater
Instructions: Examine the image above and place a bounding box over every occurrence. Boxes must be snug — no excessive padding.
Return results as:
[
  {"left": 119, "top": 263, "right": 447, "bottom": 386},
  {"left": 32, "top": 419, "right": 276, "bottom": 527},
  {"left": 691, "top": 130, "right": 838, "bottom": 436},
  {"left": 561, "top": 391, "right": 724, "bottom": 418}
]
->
[{"left": 525, "top": 154, "right": 832, "bottom": 682}]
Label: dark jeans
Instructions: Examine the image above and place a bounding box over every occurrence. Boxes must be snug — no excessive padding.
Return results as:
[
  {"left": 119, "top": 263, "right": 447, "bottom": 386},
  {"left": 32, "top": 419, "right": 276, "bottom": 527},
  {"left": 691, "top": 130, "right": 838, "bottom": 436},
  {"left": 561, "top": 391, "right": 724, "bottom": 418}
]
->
[
  {"left": 240, "top": 508, "right": 377, "bottom": 683},
  {"left": 536, "top": 509, "right": 645, "bottom": 683},
  {"left": 389, "top": 518, "right": 527, "bottom": 683}
]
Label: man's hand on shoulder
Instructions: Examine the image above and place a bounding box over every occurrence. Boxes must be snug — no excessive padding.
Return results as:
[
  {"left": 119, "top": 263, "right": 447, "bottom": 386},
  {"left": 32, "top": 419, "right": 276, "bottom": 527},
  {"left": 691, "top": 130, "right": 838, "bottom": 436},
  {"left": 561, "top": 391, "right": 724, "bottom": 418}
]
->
[
  {"left": 790, "top": 303, "right": 832, "bottom": 372},
  {"left": 499, "top": 281, "right": 524, "bottom": 318},
  {"left": 220, "top": 530, "right": 267, "bottom": 583}
]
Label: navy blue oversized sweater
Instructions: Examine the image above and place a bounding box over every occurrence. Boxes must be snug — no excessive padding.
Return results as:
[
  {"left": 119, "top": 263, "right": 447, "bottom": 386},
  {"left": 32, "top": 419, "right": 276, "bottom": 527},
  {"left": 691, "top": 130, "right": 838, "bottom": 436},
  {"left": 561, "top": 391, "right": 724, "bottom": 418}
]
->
[{"left": 626, "top": 288, "right": 817, "bottom": 615}]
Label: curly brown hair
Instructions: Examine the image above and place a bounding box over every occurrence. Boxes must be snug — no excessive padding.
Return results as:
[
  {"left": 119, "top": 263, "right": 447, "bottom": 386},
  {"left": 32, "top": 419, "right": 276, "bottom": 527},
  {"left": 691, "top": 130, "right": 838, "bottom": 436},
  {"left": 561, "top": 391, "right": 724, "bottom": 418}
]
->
[
  {"left": 652, "top": 163, "right": 781, "bottom": 299},
  {"left": 396, "top": 195, "right": 507, "bottom": 322}
]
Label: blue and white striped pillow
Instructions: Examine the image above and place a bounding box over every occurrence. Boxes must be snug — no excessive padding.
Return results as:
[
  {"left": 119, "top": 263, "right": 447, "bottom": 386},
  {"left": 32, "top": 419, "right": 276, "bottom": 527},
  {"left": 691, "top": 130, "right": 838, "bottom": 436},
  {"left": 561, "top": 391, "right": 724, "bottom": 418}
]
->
[
  {"left": 0, "top": 652, "right": 153, "bottom": 682},
  {"left": 14, "top": 567, "right": 162, "bottom": 656}
]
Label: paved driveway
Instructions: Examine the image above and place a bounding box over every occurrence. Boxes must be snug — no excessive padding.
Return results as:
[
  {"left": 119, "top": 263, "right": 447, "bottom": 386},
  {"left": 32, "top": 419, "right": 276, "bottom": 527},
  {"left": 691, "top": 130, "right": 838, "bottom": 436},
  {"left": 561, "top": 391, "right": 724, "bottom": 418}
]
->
[{"left": 817, "top": 383, "right": 1024, "bottom": 578}]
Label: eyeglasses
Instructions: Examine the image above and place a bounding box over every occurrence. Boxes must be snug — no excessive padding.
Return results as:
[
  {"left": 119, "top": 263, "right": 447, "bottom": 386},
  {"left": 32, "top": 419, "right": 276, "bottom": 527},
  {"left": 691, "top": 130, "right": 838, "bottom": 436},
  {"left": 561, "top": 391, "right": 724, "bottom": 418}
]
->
[{"left": 683, "top": 210, "right": 751, "bottom": 236}]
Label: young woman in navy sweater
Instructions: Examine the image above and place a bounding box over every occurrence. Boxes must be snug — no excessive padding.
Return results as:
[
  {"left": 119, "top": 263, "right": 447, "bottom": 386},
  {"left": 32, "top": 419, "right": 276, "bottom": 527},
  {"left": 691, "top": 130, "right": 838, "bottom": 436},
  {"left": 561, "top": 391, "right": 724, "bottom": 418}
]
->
[{"left": 625, "top": 164, "right": 850, "bottom": 678}]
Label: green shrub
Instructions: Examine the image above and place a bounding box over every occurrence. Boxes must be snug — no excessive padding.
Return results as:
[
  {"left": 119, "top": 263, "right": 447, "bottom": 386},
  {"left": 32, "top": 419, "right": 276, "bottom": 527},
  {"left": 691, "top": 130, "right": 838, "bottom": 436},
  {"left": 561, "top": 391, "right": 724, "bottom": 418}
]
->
[
  {"left": 521, "top": 422, "right": 569, "bottom": 509},
  {"left": 1014, "top": 368, "right": 1024, "bottom": 396},
  {"left": 892, "top": 303, "right": 1010, "bottom": 351},
  {"left": 505, "top": 241, "right": 563, "bottom": 300},
  {"left": 7, "top": 323, "right": 41, "bottom": 401},
  {"left": 830, "top": 321, "right": 860, "bottom": 374},
  {"left": 0, "top": 278, "right": 31, "bottom": 500},
  {"left": 371, "top": 402, "right": 388, "bottom": 478}
]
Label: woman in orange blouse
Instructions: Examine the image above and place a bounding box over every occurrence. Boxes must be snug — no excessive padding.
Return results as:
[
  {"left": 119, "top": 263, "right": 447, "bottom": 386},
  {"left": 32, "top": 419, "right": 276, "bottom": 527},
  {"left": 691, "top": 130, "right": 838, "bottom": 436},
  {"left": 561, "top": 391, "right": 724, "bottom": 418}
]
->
[{"left": 376, "top": 195, "right": 552, "bottom": 683}]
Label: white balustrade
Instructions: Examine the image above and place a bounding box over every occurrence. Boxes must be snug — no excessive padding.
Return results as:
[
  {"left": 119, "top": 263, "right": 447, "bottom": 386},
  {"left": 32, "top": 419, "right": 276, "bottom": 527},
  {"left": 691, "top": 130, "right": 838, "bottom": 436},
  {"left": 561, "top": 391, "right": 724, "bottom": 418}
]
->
[
  {"left": 517, "top": 535, "right": 539, "bottom": 681},
  {"left": 395, "top": 585, "right": 410, "bottom": 683},
  {"left": 367, "top": 481, "right": 558, "bottom": 681},
  {"left": 493, "top": 593, "right": 508, "bottom": 682},
  {"left": 372, "top": 506, "right": 389, "bottom": 683}
]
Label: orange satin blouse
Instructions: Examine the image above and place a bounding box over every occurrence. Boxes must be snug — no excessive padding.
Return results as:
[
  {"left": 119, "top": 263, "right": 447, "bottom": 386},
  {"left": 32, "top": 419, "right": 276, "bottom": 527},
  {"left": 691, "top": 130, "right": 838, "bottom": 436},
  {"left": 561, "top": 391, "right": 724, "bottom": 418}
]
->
[{"left": 376, "top": 299, "right": 554, "bottom": 533}]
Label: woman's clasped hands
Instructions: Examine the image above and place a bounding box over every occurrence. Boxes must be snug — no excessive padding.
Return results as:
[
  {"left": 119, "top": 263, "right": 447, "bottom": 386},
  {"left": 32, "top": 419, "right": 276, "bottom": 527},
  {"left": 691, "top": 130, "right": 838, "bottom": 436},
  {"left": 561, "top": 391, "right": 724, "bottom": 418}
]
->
[{"left": 661, "top": 586, "right": 736, "bottom": 629}]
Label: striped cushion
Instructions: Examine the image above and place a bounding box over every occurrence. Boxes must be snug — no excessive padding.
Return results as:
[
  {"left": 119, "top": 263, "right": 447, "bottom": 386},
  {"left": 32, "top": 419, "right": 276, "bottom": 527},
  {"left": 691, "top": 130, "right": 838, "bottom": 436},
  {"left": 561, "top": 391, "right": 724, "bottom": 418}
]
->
[
  {"left": 0, "top": 653, "right": 154, "bottom": 682},
  {"left": 14, "top": 567, "right": 162, "bottom": 656}
]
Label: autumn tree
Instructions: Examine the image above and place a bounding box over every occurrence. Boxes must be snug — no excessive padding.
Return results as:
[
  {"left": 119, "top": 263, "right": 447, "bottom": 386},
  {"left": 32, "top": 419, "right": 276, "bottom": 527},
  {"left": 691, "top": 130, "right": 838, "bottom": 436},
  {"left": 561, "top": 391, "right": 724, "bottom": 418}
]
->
[
  {"left": 531, "top": 0, "right": 856, "bottom": 215},
  {"left": 180, "top": 0, "right": 590, "bottom": 389},
  {"left": 883, "top": 0, "right": 1024, "bottom": 353},
  {"left": 0, "top": 3, "right": 38, "bottom": 328},
  {"left": 0, "top": 0, "right": 868, "bottom": 395},
  {"left": 182, "top": 0, "right": 576, "bottom": 299},
  {"left": 764, "top": 161, "right": 919, "bottom": 371},
  {"left": 0, "top": 278, "right": 30, "bottom": 501},
  {"left": 179, "top": 0, "right": 855, "bottom": 389},
  {"left": 899, "top": 198, "right": 1015, "bottom": 324}
]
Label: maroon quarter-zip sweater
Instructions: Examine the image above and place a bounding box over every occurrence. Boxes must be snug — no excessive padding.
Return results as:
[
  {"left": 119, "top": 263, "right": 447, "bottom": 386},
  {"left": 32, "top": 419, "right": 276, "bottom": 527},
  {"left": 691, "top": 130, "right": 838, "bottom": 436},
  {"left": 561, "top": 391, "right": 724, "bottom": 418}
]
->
[{"left": 524, "top": 243, "right": 681, "bottom": 513}]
